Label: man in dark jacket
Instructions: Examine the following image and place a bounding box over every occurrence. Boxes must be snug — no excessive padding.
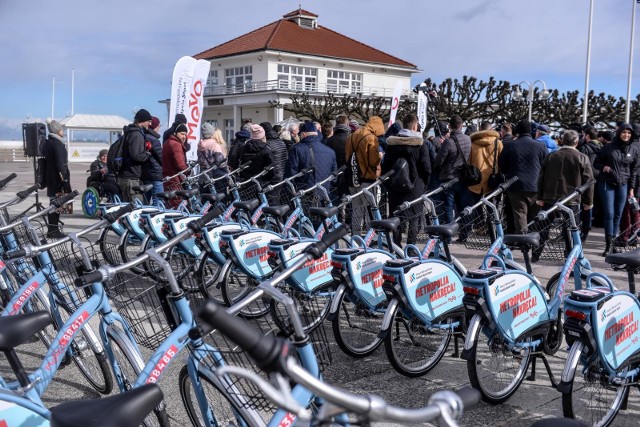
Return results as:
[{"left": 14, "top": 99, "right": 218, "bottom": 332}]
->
[
  {"left": 286, "top": 121, "right": 337, "bottom": 199},
  {"left": 238, "top": 124, "right": 274, "bottom": 186},
  {"left": 434, "top": 115, "right": 472, "bottom": 240},
  {"left": 118, "top": 109, "right": 152, "bottom": 202},
  {"left": 578, "top": 126, "right": 602, "bottom": 232},
  {"left": 381, "top": 113, "right": 431, "bottom": 245},
  {"left": 142, "top": 116, "right": 163, "bottom": 206},
  {"left": 261, "top": 121, "right": 288, "bottom": 204},
  {"left": 498, "top": 119, "right": 547, "bottom": 233},
  {"left": 326, "top": 114, "right": 351, "bottom": 203},
  {"left": 42, "top": 119, "right": 70, "bottom": 238},
  {"left": 227, "top": 129, "right": 251, "bottom": 170}
]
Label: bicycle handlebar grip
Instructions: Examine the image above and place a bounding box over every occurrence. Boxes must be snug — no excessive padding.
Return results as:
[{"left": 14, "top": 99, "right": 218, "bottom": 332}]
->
[
  {"left": 104, "top": 204, "right": 134, "bottom": 224},
  {"left": 333, "top": 165, "right": 346, "bottom": 176},
  {"left": 52, "top": 190, "right": 79, "bottom": 207},
  {"left": 16, "top": 184, "right": 39, "bottom": 200},
  {"left": 305, "top": 225, "right": 348, "bottom": 259},
  {"left": 500, "top": 176, "right": 519, "bottom": 190},
  {"left": 0, "top": 173, "right": 17, "bottom": 189},
  {"left": 379, "top": 169, "right": 395, "bottom": 181},
  {"left": 187, "top": 209, "right": 219, "bottom": 232},
  {"left": 4, "top": 249, "right": 27, "bottom": 260},
  {"left": 75, "top": 270, "right": 104, "bottom": 287},
  {"left": 441, "top": 178, "right": 459, "bottom": 190},
  {"left": 196, "top": 300, "right": 283, "bottom": 372},
  {"left": 576, "top": 179, "right": 596, "bottom": 195},
  {"left": 455, "top": 386, "right": 481, "bottom": 410}
]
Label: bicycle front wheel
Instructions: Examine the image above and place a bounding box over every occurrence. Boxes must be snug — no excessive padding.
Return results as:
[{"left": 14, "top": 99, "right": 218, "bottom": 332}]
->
[
  {"left": 220, "top": 267, "right": 268, "bottom": 318},
  {"left": 561, "top": 342, "right": 629, "bottom": 427},
  {"left": 466, "top": 316, "right": 531, "bottom": 404},
  {"left": 106, "top": 327, "right": 170, "bottom": 427},
  {"left": 196, "top": 254, "right": 224, "bottom": 305},
  {"left": 331, "top": 291, "right": 384, "bottom": 358}
]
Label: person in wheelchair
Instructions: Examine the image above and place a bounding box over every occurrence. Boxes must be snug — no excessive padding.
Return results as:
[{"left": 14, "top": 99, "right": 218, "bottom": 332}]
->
[{"left": 87, "top": 149, "right": 122, "bottom": 201}]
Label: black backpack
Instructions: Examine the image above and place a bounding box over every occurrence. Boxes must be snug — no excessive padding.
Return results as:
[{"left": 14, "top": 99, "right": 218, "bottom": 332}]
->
[
  {"left": 106, "top": 134, "right": 126, "bottom": 174},
  {"left": 390, "top": 158, "right": 414, "bottom": 193}
]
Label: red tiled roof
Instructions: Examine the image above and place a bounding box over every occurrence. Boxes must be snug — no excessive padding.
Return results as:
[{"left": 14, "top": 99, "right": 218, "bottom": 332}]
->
[
  {"left": 283, "top": 8, "right": 317, "bottom": 18},
  {"left": 194, "top": 15, "right": 415, "bottom": 68}
]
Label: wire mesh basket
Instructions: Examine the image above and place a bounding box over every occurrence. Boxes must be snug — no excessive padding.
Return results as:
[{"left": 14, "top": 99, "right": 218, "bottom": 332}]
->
[
  {"left": 395, "top": 199, "right": 444, "bottom": 245},
  {"left": 459, "top": 201, "right": 506, "bottom": 251},
  {"left": 0, "top": 218, "right": 50, "bottom": 251},
  {"left": 343, "top": 187, "right": 389, "bottom": 237},
  {"left": 237, "top": 182, "right": 260, "bottom": 202},
  {"left": 529, "top": 210, "right": 579, "bottom": 262},
  {"left": 613, "top": 224, "right": 640, "bottom": 253}
]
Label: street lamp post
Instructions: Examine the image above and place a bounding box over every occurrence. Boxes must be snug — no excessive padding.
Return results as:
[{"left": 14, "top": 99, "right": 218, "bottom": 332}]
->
[
  {"left": 512, "top": 80, "right": 550, "bottom": 122},
  {"left": 583, "top": 0, "right": 595, "bottom": 124},
  {"left": 625, "top": 0, "right": 639, "bottom": 123}
]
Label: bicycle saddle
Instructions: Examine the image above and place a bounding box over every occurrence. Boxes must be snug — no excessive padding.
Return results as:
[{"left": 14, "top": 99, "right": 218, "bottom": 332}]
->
[
  {"left": 201, "top": 193, "right": 226, "bottom": 203},
  {"left": 175, "top": 188, "right": 199, "bottom": 198},
  {"left": 132, "top": 184, "right": 153, "bottom": 193},
  {"left": 233, "top": 199, "right": 260, "bottom": 212},
  {"left": 503, "top": 232, "right": 541, "bottom": 248},
  {"left": 0, "top": 311, "right": 51, "bottom": 351},
  {"left": 370, "top": 217, "right": 401, "bottom": 232},
  {"left": 605, "top": 247, "right": 640, "bottom": 267},
  {"left": 50, "top": 383, "right": 163, "bottom": 427},
  {"left": 309, "top": 206, "right": 339, "bottom": 219},
  {"left": 423, "top": 222, "right": 460, "bottom": 238},
  {"left": 263, "top": 205, "right": 290, "bottom": 218},
  {"left": 156, "top": 191, "right": 176, "bottom": 200}
]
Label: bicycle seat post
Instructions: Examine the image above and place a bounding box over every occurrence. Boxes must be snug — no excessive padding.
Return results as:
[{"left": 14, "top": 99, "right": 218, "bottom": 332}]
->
[{"left": 626, "top": 267, "right": 637, "bottom": 296}]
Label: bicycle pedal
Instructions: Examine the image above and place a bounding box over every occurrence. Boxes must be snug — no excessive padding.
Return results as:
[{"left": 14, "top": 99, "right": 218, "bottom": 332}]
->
[{"left": 60, "top": 355, "right": 72, "bottom": 367}]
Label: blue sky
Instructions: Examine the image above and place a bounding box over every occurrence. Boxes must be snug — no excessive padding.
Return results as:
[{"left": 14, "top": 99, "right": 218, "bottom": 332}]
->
[{"left": 0, "top": 0, "right": 638, "bottom": 138}]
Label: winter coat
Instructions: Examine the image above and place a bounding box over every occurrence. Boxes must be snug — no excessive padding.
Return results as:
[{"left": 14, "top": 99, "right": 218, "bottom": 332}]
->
[
  {"left": 265, "top": 129, "right": 288, "bottom": 185},
  {"left": 498, "top": 133, "right": 547, "bottom": 193},
  {"left": 286, "top": 134, "right": 337, "bottom": 191},
  {"left": 469, "top": 130, "right": 502, "bottom": 195},
  {"left": 537, "top": 134, "right": 558, "bottom": 153},
  {"left": 381, "top": 130, "right": 431, "bottom": 205},
  {"left": 42, "top": 134, "right": 70, "bottom": 197},
  {"left": 434, "top": 129, "right": 472, "bottom": 181},
  {"left": 142, "top": 128, "right": 163, "bottom": 181},
  {"left": 238, "top": 139, "right": 274, "bottom": 181},
  {"left": 594, "top": 125, "right": 638, "bottom": 188},
  {"left": 87, "top": 159, "right": 117, "bottom": 188},
  {"left": 577, "top": 139, "right": 601, "bottom": 178},
  {"left": 197, "top": 137, "right": 228, "bottom": 181},
  {"left": 162, "top": 135, "right": 189, "bottom": 189},
  {"left": 119, "top": 124, "right": 150, "bottom": 179},
  {"left": 345, "top": 116, "right": 385, "bottom": 182},
  {"left": 537, "top": 146, "right": 594, "bottom": 207},
  {"left": 227, "top": 130, "right": 251, "bottom": 170},
  {"left": 326, "top": 124, "right": 350, "bottom": 169}
]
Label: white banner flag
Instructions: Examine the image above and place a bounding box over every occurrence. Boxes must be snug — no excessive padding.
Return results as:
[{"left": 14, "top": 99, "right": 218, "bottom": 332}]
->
[
  {"left": 417, "top": 91, "right": 428, "bottom": 131},
  {"left": 169, "top": 56, "right": 210, "bottom": 161},
  {"left": 388, "top": 80, "right": 404, "bottom": 128}
]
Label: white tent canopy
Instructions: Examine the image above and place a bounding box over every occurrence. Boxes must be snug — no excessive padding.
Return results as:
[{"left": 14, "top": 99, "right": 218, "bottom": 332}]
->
[{"left": 59, "top": 114, "right": 130, "bottom": 162}]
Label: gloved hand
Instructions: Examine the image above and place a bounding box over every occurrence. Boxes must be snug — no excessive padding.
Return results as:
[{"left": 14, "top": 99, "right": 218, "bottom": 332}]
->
[{"left": 145, "top": 141, "right": 152, "bottom": 151}]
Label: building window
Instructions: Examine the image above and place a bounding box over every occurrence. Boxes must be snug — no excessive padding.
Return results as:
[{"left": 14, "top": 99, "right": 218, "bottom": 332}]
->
[
  {"left": 207, "top": 70, "right": 218, "bottom": 87},
  {"left": 225, "top": 66, "right": 252, "bottom": 93},
  {"left": 327, "top": 70, "right": 362, "bottom": 94},
  {"left": 204, "top": 119, "right": 218, "bottom": 128},
  {"left": 277, "top": 65, "right": 317, "bottom": 91},
  {"left": 224, "top": 119, "right": 234, "bottom": 143}
]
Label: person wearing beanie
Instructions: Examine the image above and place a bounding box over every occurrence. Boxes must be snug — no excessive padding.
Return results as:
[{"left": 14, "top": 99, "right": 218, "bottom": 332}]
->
[
  {"left": 197, "top": 124, "right": 228, "bottom": 194},
  {"left": 498, "top": 119, "right": 547, "bottom": 234},
  {"left": 87, "top": 148, "right": 121, "bottom": 201},
  {"left": 594, "top": 123, "right": 639, "bottom": 256},
  {"left": 117, "top": 109, "right": 152, "bottom": 202},
  {"left": 162, "top": 113, "right": 188, "bottom": 143},
  {"left": 260, "top": 121, "right": 288, "bottom": 204},
  {"left": 227, "top": 129, "right": 251, "bottom": 170},
  {"left": 236, "top": 124, "right": 274, "bottom": 191},
  {"left": 162, "top": 123, "right": 190, "bottom": 205},
  {"left": 42, "top": 118, "right": 70, "bottom": 238},
  {"left": 142, "top": 116, "right": 163, "bottom": 206}
]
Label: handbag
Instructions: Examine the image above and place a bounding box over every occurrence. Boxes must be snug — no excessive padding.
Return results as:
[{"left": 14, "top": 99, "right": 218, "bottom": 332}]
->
[
  {"left": 487, "top": 137, "right": 506, "bottom": 189},
  {"left": 452, "top": 134, "right": 481, "bottom": 186}
]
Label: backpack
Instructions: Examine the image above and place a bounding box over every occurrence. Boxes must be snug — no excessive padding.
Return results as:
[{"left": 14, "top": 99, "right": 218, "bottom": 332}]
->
[
  {"left": 106, "top": 134, "right": 126, "bottom": 174},
  {"left": 390, "top": 158, "right": 414, "bottom": 193},
  {"left": 345, "top": 134, "right": 368, "bottom": 188}
]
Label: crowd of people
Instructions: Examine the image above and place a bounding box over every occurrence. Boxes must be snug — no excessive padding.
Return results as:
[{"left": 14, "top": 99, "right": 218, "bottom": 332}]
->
[{"left": 59, "top": 106, "right": 640, "bottom": 256}]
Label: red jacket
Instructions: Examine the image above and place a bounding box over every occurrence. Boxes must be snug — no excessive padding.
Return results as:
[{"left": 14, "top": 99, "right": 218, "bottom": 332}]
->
[{"left": 162, "top": 135, "right": 188, "bottom": 190}]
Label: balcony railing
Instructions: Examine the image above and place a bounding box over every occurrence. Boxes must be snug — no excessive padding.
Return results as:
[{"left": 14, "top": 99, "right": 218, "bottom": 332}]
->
[{"left": 203, "top": 80, "right": 411, "bottom": 98}]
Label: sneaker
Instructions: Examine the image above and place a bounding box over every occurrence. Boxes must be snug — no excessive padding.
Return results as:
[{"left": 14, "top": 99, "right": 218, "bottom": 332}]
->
[{"left": 531, "top": 253, "right": 541, "bottom": 263}]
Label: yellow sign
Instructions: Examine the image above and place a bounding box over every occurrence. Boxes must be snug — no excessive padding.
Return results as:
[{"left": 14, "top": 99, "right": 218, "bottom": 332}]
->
[{"left": 72, "top": 149, "right": 80, "bottom": 157}]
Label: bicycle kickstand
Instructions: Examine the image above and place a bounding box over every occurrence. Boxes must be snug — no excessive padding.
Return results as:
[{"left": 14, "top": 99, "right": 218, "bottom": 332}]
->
[{"left": 527, "top": 353, "right": 558, "bottom": 388}]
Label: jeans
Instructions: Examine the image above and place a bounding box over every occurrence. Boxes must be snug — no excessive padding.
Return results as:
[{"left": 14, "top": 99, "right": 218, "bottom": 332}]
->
[
  {"left": 143, "top": 180, "right": 164, "bottom": 207},
  {"left": 117, "top": 177, "right": 143, "bottom": 203},
  {"left": 442, "top": 180, "right": 472, "bottom": 239},
  {"left": 597, "top": 181, "right": 627, "bottom": 236}
]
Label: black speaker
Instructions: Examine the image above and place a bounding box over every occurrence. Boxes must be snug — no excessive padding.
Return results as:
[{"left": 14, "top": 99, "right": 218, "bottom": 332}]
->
[{"left": 22, "top": 123, "right": 47, "bottom": 157}]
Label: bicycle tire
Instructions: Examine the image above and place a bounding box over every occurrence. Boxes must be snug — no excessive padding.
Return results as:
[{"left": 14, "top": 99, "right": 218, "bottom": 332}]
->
[
  {"left": 561, "top": 342, "right": 629, "bottom": 427},
  {"left": 466, "top": 315, "right": 531, "bottom": 404},
  {"left": 331, "top": 291, "right": 384, "bottom": 358},
  {"left": 384, "top": 311, "right": 452, "bottom": 377},
  {"left": 542, "top": 273, "right": 564, "bottom": 356},
  {"left": 57, "top": 303, "right": 113, "bottom": 395},
  {"left": 196, "top": 254, "right": 224, "bottom": 305},
  {"left": 179, "top": 365, "right": 253, "bottom": 427},
  {"left": 269, "top": 283, "right": 332, "bottom": 335},
  {"left": 27, "top": 288, "right": 57, "bottom": 349},
  {"left": 106, "top": 327, "right": 170, "bottom": 427},
  {"left": 99, "top": 227, "right": 123, "bottom": 265},
  {"left": 119, "top": 229, "right": 145, "bottom": 274},
  {"left": 220, "top": 267, "right": 268, "bottom": 318}
]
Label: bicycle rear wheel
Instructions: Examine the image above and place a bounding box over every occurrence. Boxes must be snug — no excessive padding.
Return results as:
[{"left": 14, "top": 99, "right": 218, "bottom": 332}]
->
[
  {"left": 561, "top": 342, "right": 628, "bottom": 427},
  {"left": 107, "top": 327, "right": 170, "bottom": 427},
  {"left": 466, "top": 315, "right": 531, "bottom": 404},
  {"left": 27, "top": 289, "right": 57, "bottom": 348},
  {"left": 384, "top": 313, "right": 452, "bottom": 377},
  {"left": 196, "top": 254, "right": 224, "bottom": 305},
  {"left": 331, "top": 291, "right": 384, "bottom": 358},
  {"left": 179, "top": 365, "right": 251, "bottom": 427},
  {"left": 99, "top": 227, "right": 123, "bottom": 265},
  {"left": 57, "top": 303, "right": 113, "bottom": 395},
  {"left": 220, "top": 267, "right": 268, "bottom": 318}
]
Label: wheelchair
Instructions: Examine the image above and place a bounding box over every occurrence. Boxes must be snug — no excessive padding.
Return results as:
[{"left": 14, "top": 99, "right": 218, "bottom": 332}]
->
[{"left": 82, "top": 178, "right": 121, "bottom": 218}]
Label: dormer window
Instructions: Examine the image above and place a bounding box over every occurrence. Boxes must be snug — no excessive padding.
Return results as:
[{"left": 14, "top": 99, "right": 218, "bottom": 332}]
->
[{"left": 284, "top": 9, "right": 318, "bottom": 29}]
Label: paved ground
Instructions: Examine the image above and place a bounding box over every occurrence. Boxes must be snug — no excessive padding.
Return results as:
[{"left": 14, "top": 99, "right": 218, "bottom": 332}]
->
[{"left": 0, "top": 161, "right": 638, "bottom": 426}]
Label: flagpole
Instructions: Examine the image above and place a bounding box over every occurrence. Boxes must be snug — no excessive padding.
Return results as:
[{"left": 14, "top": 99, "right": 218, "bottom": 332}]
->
[
  {"left": 71, "top": 68, "right": 75, "bottom": 116},
  {"left": 51, "top": 76, "right": 55, "bottom": 119},
  {"left": 583, "top": 0, "right": 594, "bottom": 123},
  {"left": 625, "top": 0, "right": 638, "bottom": 123}
]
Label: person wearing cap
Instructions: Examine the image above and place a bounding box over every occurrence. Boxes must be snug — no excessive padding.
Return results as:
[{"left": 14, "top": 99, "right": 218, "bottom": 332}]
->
[
  {"left": 535, "top": 124, "right": 558, "bottom": 153},
  {"left": 260, "top": 122, "right": 287, "bottom": 204},
  {"left": 162, "top": 123, "right": 190, "bottom": 206},
  {"left": 162, "top": 113, "right": 188, "bottom": 144},
  {"left": 118, "top": 108, "right": 152, "bottom": 202},
  {"left": 142, "top": 116, "right": 163, "bottom": 206},
  {"left": 42, "top": 118, "right": 70, "bottom": 238},
  {"left": 87, "top": 149, "right": 121, "bottom": 201}
]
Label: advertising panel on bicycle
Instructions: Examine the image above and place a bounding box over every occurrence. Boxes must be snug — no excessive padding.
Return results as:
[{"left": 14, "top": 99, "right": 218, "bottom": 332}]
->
[
  {"left": 402, "top": 261, "right": 463, "bottom": 322},
  {"left": 350, "top": 251, "right": 393, "bottom": 307},
  {"left": 277, "top": 240, "right": 334, "bottom": 292},
  {"left": 596, "top": 294, "right": 640, "bottom": 370}
]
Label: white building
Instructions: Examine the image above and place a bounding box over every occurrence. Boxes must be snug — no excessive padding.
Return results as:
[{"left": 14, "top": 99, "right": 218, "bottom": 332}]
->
[{"left": 192, "top": 9, "right": 418, "bottom": 142}]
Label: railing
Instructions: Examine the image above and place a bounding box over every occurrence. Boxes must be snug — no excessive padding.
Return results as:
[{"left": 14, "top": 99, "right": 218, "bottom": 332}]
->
[
  {"left": 0, "top": 148, "right": 27, "bottom": 163},
  {"left": 203, "top": 80, "right": 412, "bottom": 98}
]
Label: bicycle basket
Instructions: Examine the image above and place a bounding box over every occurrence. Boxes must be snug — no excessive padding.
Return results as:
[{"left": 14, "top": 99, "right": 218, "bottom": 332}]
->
[
  {"left": 460, "top": 201, "right": 505, "bottom": 251},
  {"left": 1, "top": 218, "right": 50, "bottom": 251},
  {"left": 396, "top": 199, "right": 444, "bottom": 246},
  {"left": 529, "top": 210, "right": 579, "bottom": 261}
]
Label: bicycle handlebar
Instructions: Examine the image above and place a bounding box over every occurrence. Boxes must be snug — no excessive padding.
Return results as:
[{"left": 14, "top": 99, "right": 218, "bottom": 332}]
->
[
  {"left": 104, "top": 203, "right": 134, "bottom": 224},
  {"left": 460, "top": 176, "right": 518, "bottom": 218},
  {"left": 4, "top": 249, "right": 27, "bottom": 260},
  {"left": 51, "top": 190, "right": 79, "bottom": 208},
  {"left": 333, "top": 165, "right": 347, "bottom": 177},
  {"left": 393, "top": 178, "right": 460, "bottom": 215},
  {"left": 534, "top": 179, "right": 596, "bottom": 222},
  {"left": 341, "top": 169, "right": 395, "bottom": 205},
  {"left": 16, "top": 184, "right": 39, "bottom": 200},
  {"left": 0, "top": 173, "right": 17, "bottom": 190},
  {"left": 163, "top": 165, "right": 192, "bottom": 182}
]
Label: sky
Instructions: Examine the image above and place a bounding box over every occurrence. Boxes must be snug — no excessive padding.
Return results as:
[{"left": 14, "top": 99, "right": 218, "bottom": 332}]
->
[{"left": 0, "top": 0, "right": 638, "bottom": 139}]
